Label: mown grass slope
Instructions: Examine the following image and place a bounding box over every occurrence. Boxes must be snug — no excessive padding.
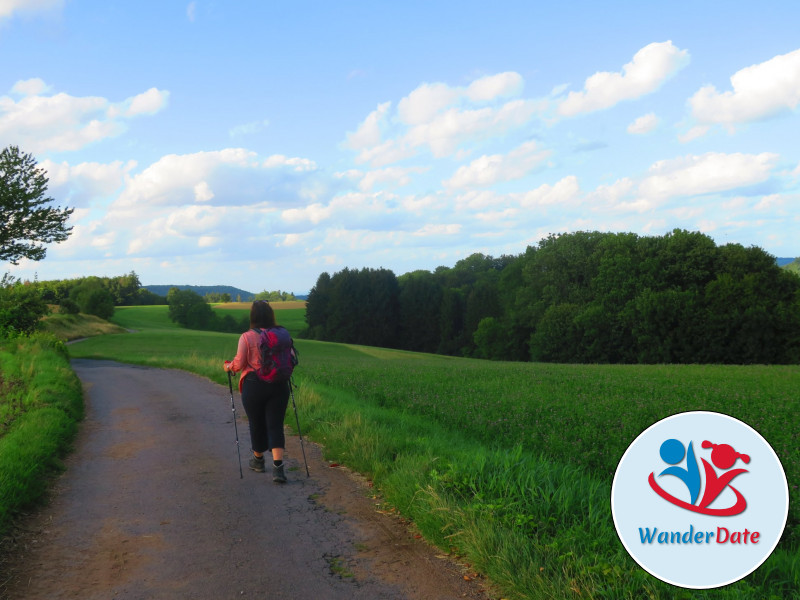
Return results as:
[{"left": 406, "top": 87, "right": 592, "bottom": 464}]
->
[{"left": 40, "top": 312, "right": 127, "bottom": 341}]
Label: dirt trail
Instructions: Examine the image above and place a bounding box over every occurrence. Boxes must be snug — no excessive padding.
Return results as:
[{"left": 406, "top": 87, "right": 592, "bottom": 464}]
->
[{"left": 1, "top": 360, "right": 493, "bottom": 600}]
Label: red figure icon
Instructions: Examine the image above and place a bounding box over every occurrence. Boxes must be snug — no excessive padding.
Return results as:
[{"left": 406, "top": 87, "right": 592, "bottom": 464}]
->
[
  {"left": 697, "top": 441, "right": 749, "bottom": 512},
  {"left": 648, "top": 439, "right": 750, "bottom": 516}
]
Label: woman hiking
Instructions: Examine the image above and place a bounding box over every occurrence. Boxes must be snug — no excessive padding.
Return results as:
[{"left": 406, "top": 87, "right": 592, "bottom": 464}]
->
[{"left": 224, "top": 301, "right": 291, "bottom": 483}]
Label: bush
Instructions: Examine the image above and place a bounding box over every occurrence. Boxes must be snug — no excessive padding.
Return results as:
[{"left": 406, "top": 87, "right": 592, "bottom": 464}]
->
[
  {"left": 0, "top": 276, "right": 49, "bottom": 335},
  {"left": 82, "top": 288, "right": 115, "bottom": 319},
  {"left": 138, "top": 288, "right": 167, "bottom": 305},
  {"left": 59, "top": 298, "right": 80, "bottom": 315},
  {"left": 69, "top": 278, "right": 115, "bottom": 319},
  {"left": 166, "top": 287, "right": 244, "bottom": 332}
]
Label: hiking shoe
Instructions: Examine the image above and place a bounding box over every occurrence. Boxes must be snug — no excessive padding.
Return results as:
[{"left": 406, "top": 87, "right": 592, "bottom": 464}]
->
[
  {"left": 249, "top": 455, "right": 266, "bottom": 472},
  {"left": 272, "top": 463, "right": 287, "bottom": 483}
]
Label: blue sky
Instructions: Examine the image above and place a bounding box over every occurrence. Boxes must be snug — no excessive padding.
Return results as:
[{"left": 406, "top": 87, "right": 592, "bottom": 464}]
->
[{"left": 2, "top": 1, "right": 799, "bottom": 294}]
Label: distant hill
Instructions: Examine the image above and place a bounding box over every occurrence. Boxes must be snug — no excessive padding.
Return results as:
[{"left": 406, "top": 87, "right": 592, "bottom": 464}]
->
[
  {"left": 776, "top": 257, "right": 796, "bottom": 267},
  {"left": 781, "top": 258, "right": 800, "bottom": 275},
  {"left": 143, "top": 284, "right": 256, "bottom": 301}
]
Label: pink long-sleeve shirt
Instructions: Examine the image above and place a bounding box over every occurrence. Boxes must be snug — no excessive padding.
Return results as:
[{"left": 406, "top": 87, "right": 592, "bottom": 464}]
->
[{"left": 227, "top": 329, "right": 261, "bottom": 392}]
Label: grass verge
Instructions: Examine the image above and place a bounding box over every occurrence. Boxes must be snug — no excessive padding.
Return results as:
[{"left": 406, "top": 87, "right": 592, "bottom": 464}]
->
[
  {"left": 292, "top": 381, "right": 798, "bottom": 600},
  {"left": 0, "top": 333, "right": 84, "bottom": 536}
]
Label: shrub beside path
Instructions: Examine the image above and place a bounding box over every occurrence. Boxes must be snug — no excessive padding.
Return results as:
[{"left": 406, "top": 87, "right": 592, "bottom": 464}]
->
[{"left": 1, "top": 360, "right": 491, "bottom": 600}]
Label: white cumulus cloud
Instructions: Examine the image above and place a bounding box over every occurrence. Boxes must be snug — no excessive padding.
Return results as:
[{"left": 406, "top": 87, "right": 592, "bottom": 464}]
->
[
  {"left": 359, "top": 166, "right": 428, "bottom": 191},
  {"left": 125, "top": 87, "right": 170, "bottom": 116},
  {"left": 466, "top": 72, "right": 524, "bottom": 102},
  {"left": 282, "top": 202, "right": 333, "bottom": 225},
  {"left": 0, "top": 81, "right": 169, "bottom": 154},
  {"left": 193, "top": 181, "right": 214, "bottom": 202},
  {"left": 753, "top": 194, "right": 786, "bottom": 212},
  {"left": 520, "top": 176, "right": 581, "bottom": 207},
  {"left": 627, "top": 113, "right": 659, "bottom": 134},
  {"left": 396, "top": 73, "right": 522, "bottom": 126},
  {"left": 10, "top": 78, "right": 51, "bottom": 96},
  {"left": 406, "top": 99, "right": 540, "bottom": 159},
  {"left": 638, "top": 152, "right": 778, "bottom": 200},
  {"left": 587, "top": 178, "right": 635, "bottom": 206},
  {"left": 345, "top": 72, "right": 543, "bottom": 167},
  {"left": 558, "top": 41, "right": 690, "bottom": 116},
  {"left": 40, "top": 159, "right": 136, "bottom": 207},
  {"left": 122, "top": 203, "right": 244, "bottom": 258},
  {"left": 114, "top": 149, "right": 257, "bottom": 208},
  {"left": 263, "top": 154, "right": 317, "bottom": 172},
  {"left": 678, "top": 125, "right": 711, "bottom": 143},
  {"left": 345, "top": 101, "right": 391, "bottom": 149},
  {"left": 444, "top": 140, "right": 550, "bottom": 189},
  {"left": 197, "top": 236, "right": 219, "bottom": 248},
  {"left": 455, "top": 189, "right": 502, "bottom": 211},
  {"left": 397, "top": 83, "right": 460, "bottom": 126},
  {"left": 689, "top": 47, "right": 800, "bottom": 125},
  {"left": 413, "top": 224, "right": 462, "bottom": 237}
]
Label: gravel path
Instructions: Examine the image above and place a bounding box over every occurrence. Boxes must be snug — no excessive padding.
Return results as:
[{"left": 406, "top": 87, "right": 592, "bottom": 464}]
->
[{"left": 1, "top": 360, "right": 492, "bottom": 600}]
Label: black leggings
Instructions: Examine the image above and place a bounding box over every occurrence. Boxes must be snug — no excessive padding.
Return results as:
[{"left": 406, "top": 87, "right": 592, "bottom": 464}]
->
[{"left": 241, "top": 374, "right": 290, "bottom": 453}]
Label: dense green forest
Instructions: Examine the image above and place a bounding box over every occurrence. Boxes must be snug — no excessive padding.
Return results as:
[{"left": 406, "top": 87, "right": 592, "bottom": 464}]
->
[{"left": 303, "top": 229, "right": 800, "bottom": 364}]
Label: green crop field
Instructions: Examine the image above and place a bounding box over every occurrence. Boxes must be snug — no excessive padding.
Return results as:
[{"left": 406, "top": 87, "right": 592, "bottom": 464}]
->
[
  {"left": 66, "top": 305, "right": 800, "bottom": 600},
  {"left": 299, "top": 342, "right": 799, "bottom": 526}
]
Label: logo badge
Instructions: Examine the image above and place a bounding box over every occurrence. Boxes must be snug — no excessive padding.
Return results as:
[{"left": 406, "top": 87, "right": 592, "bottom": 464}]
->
[{"left": 611, "top": 411, "right": 788, "bottom": 589}]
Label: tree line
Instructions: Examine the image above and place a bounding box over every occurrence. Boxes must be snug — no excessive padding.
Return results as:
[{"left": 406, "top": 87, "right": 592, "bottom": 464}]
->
[
  {"left": 165, "top": 288, "right": 298, "bottom": 332},
  {"left": 35, "top": 271, "right": 165, "bottom": 312},
  {"left": 0, "top": 272, "right": 163, "bottom": 336},
  {"left": 1, "top": 269, "right": 302, "bottom": 336},
  {"left": 303, "top": 230, "right": 800, "bottom": 364},
  {"left": 254, "top": 290, "right": 297, "bottom": 302}
]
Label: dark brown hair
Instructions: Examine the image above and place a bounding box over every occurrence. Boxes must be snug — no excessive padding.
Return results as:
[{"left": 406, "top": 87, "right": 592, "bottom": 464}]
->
[{"left": 250, "top": 300, "right": 277, "bottom": 329}]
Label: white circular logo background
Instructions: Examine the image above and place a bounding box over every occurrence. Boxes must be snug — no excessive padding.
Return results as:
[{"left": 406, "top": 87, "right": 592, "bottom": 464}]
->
[{"left": 611, "top": 411, "right": 788, "bottom": 589}]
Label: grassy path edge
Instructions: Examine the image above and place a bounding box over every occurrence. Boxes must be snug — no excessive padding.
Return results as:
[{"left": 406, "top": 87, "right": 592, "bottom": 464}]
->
[
  {"left": 288, "top": 379, "right": 798, "bottom": 600},
  {"left": 0, "top": 334, "right": 84, "bottom": 538}
]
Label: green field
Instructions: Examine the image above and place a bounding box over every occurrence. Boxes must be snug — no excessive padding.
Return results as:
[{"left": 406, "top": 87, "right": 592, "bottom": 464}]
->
[{"left": 66, "top": 306, "right": 799, "bottom": 599}]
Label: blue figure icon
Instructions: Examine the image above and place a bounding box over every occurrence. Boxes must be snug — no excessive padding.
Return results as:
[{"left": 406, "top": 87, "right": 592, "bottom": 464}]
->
[{"left": 658, "top": 438, "right": 701, "bottom": 505}]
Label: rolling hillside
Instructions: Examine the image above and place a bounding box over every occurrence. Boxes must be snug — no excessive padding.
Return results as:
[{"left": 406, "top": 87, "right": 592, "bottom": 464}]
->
[{"left": 143, "top": 284, "right": 256, "bottom": 301}]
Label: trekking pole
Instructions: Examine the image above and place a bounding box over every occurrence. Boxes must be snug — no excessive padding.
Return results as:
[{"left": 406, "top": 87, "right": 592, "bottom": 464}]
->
[
  {"left": 227, "top": 370, "right": 244, "bottom": 479},
  {"left": 289, "top": 378, "right": 310, "bottom": 477}
]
